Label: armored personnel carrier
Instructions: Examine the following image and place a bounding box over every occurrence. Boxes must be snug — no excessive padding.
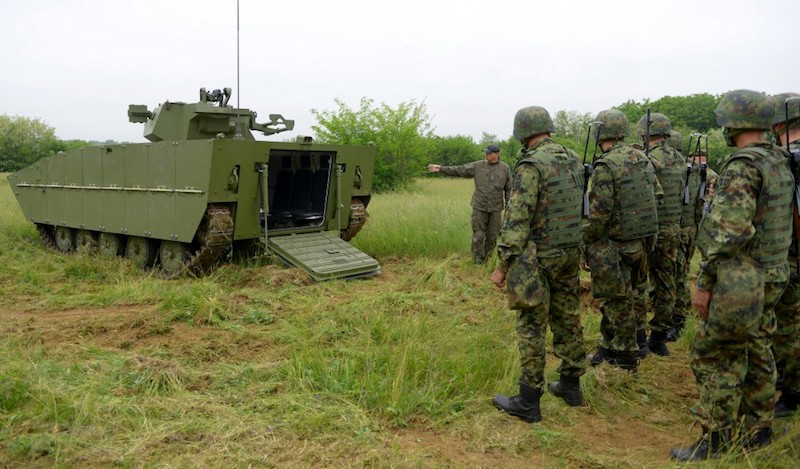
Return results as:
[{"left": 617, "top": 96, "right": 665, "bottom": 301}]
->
[{"left": 7, "top": 87, "right": 380, "bottom": 281}]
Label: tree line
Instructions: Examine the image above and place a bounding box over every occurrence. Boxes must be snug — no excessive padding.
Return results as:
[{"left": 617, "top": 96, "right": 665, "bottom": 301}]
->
[{"left": 3, "top": 93, "right": 726, "bottom": 191}]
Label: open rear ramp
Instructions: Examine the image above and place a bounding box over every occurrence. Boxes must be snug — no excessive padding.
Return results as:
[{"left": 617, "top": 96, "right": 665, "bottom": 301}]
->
[{"left": 268, "top": 231, "right": 380, "bottom": 281}]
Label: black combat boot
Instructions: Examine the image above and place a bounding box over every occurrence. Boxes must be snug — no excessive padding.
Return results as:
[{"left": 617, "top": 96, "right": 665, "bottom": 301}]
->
[
  {"left": 666, "top": 314, "right": 685, "bottom": 342},
  {"left": 775, "top": 389, "right": 800, "bottom": 418},
  {"left": 549, "top": 375, "right": 583, "bottom": 407},
  {"left": 744, "top": 427, "right": 772, "bottom": 450},
  {"left": 647, "top": 330, "right": 670, "bottom": 356},
  {"left": 637, "top": 329, "right": 650, "bottom": 359},
  {"left": 493, "top": 380, "right": 542, "bottom": 422},
  {"left": 670, "top": 430, "right": 730, "bottom": 461},
  {"left": 609, "top": 352, "right": 638, "bottom": 373},
  {"left": 589, "top": 345, "right": 612, "bottom": 367}
]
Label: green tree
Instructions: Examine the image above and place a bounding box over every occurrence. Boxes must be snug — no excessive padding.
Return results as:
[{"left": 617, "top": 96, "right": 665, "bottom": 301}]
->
[
  {"left": 499, "top": 136, "right": 523, "bottom": 167},
  {"left": 0, "top": 115, "right": 61, "bottom": 172},
  {"left": 311, "top": 98, "right": 435, "bottom": 191},
  {"left": 649, "top": 94, "right": 721, "bottom": 133},
  {"left": 428, "top": 135, "right": 478, "bottom": 167},
  {"left": 614, "top": 94, "right": 721, "bottom": 135},
  {"left": 553, "top": 109, "right": 594, "bottom": 143}
]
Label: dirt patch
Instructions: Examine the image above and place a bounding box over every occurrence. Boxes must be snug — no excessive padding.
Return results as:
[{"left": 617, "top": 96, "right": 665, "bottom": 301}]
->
[
  {"left": 0, "top": 304, "right": 285, "bottom": 364},
  {"left": 389, "top": 427, "right": 536, "bottom": 468}
]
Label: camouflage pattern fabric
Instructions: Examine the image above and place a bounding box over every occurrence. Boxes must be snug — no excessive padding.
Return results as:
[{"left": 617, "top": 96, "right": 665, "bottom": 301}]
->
[
  {"left": 673, "top": 225, "right": 698, "bottom": 324},
  {"left": 647, "top": 226, "right": 681, "bottom": 332},
  {"left": 439, "top": 159, "right": 512, "bottom": 212},
  {"left": 515, "top": 248, "right": 587, "bottom": 389},
  {"left": 471, "top": 209, "right": 503, "bottom": 264},
  {"left": 496, "top": 138, "right": 586, "bottom": 388},
  {"left": 774, "top": 140, "right": 800, "bottom": 393},
  {"left": 440, "top": 159, "right": 511, "bottom": 263},
  {"left": 583, "top": 142, "right": 663, "bottom": 244},
  {"left": 594, "top": 240, "right": 647, "bottom": 353},
  {"left": 692, "top": 141, "right": 795, "bottom": 433},
  {"left": 645, "top": 141, "right": 685, "bottom": 333},
  {"left": 696, "top": 146, "right": 792, "bottom": 290},
  {"left": 775, "top": 262, "right": 800, "bottom": 391},
  {"left": 584, "top": 141, "right": 661, "bottom": 354},
  {"left": 690, "top": 274, "right": 784, "bottom": 432}
]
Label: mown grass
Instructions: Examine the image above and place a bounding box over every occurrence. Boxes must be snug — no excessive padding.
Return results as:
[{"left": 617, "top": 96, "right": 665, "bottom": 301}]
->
[{"left": 1, "top": 173, "right": 799, "bottom": 467}]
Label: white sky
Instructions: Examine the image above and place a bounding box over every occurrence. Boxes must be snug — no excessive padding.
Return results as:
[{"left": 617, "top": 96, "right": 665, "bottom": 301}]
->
[{"left": 2, "top": 0, "right": 798, "bottom": 143}]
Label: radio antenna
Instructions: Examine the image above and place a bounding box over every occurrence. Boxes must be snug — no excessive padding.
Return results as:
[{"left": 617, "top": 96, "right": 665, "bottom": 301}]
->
[{"left": 234, "top": 0, "right": 244, "bottom": 139}]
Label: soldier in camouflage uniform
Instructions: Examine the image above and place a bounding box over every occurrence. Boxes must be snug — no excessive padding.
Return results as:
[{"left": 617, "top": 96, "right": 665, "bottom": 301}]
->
[
  {"left": 635, "top": 113, "right": 685, "bottom": 357},
  {"left": 584, "top": 109, "right": 662, "bottom": 372},
  {"left": 770, "top": 92, "right": 800, "bottom": 418},
  {"left": 670, "top": 131, "right": 707, "bottom": 342},
  {"left": 428, "top": 144, "right": 512, "bottom": 264},
  {"left": 672, "top": 90, "right": 794, "bottom": 461},
  {"left": 491, "top": 106, "right": 586, "bottom": 422}
]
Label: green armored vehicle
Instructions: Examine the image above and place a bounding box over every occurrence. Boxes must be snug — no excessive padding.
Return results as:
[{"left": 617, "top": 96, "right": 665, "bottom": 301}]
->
[{"left": 7, "top": 87, "right": 380, "bottom": 280}]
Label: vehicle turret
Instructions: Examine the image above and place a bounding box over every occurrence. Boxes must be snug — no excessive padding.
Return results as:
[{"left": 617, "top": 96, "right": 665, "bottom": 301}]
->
[{"left": 127, "top": 87, "right": 294, "bottom": 142}]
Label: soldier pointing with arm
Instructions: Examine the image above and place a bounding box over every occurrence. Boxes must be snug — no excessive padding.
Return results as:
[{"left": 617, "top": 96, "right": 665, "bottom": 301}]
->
[{"left": 428, "top": 144, "right": 512, "bottom": 264}]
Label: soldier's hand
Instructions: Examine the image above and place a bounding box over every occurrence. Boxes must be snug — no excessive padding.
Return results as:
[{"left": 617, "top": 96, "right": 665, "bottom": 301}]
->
[
  {"left": 692, "top": 289, "right": 712, "bottom": 321},
  {"left": 580, "top": 260, "right": 589, "bottom": 272},
  {"left": 491, "top": 268, "right": 506, "bottom": 288},
  {"left": 427, "top": 164, "right": 441, "bottom": 173}
]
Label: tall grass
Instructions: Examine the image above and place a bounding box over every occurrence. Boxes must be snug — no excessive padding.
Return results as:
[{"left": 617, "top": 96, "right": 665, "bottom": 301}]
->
[
  {"left": 1, "top": 173, "right": 799, "bottom": 467},
  {"left": 351, "top": 178, "right": 474, "bottom": 258}
]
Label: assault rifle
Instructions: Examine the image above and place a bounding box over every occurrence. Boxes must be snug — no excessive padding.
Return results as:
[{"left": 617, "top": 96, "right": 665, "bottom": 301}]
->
[
  {"left": 644, "top": 107, "right": 652, "bottom": 159},
  {"left": 783, "top": 97, "right": 800, "bottom": 276},
  {"left": 685, "top": 133, "right": 709, "bottom": 207},
  {"left": 581, "top": 121, "right": 603, "bottom": 216}
]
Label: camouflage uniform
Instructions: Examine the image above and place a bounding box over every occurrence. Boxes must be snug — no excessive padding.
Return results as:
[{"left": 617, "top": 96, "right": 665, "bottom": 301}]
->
[
  {"left": 584, "top": 123, "right": 662, "bottom": 367},
  {"left": 637, "top": 115, "right": 686, "bottom": 354},
  {"left": 440, "top": 159, "right": 511, "bottom": 263},
  {"left": 774, "top": 133, "right": 800, "bottom": 413},
  {"left": 673, "top": 159, "right": 709, "bottom": 336},
  {"left": 496, "top": 138, "right": 586, "bottom": 390},
  {"left": 691, "top": 139, "right": 793, "bottom": 434}
]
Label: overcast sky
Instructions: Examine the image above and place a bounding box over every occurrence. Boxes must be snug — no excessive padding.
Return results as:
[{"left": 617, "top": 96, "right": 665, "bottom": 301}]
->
[{"left": 2, "top": 0, "right": 799, "bottom": 143}]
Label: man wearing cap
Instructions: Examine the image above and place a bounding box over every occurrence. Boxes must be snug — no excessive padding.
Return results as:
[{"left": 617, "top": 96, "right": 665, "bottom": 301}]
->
[{"left": 428, "top": 144, "right": 512, "bottom": 264}]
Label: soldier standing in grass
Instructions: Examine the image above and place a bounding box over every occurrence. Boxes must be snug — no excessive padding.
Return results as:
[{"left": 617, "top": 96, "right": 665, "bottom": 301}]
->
[
  {"left": 583, "top": 109, "right": 661, "bottom": 373},
  {"left": 635, "top": 113, "right": 685, "bottom": 357},
  {"left": 769, "top": 92, "right": 800, "bottom": 418},
  {"left": 428, "top": 144, "right": 512, "bottom": 264},
  {"left": 670, "top": 131, "right": 706, "bottom": 342},
  {"left": 490, "top": 106, "right": 586, "bottom": 423},
  {"left": 671, "top": 90, "right": 794, "bottom": 461}
]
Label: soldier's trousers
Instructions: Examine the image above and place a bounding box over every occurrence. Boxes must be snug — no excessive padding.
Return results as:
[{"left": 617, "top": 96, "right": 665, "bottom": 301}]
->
[
  {"left": 775, "top": 259, "right": 800, "bottom": 392},
  {"left": 647, "top": 226, "right": 680, "bottom": 333},
  {"left": 471, "top": 209, "right": 502, "bottom": 264},
  {"left": 673, "top": 226, "right": 697, "bottom": 326},
  {"left": 517, "top": 252, "right": 587, "bottom": 389},
  {"left": 596, "top": 241, "right": 645, "bottom": 354},
  {"left": 690, "top": 274, "right": 786, "bottom": 432}
]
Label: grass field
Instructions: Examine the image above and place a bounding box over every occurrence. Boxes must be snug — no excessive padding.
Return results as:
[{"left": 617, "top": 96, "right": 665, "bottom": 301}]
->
[{"left": 1, "top": 174, "right": 799, "bottom": 467}]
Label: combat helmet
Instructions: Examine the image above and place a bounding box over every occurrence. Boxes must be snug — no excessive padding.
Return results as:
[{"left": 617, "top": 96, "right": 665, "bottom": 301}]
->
[
  {"left": 714, "top": 89, "right": 772, "bottom": 130},
  {"left": 668, "top": 130, "right": 683, "bottom": 153},
  {"left": 637, "top": 112, "right": 671, "bottom": 138},
  {"left": 592, "top": 109, "right": 630, "bottom": 141},
  {"left": 513, "top": 106, "right": 556, "bottom": 141},
  {"left": 769, "top": 92, "right": 800, "bottom": 129}
]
